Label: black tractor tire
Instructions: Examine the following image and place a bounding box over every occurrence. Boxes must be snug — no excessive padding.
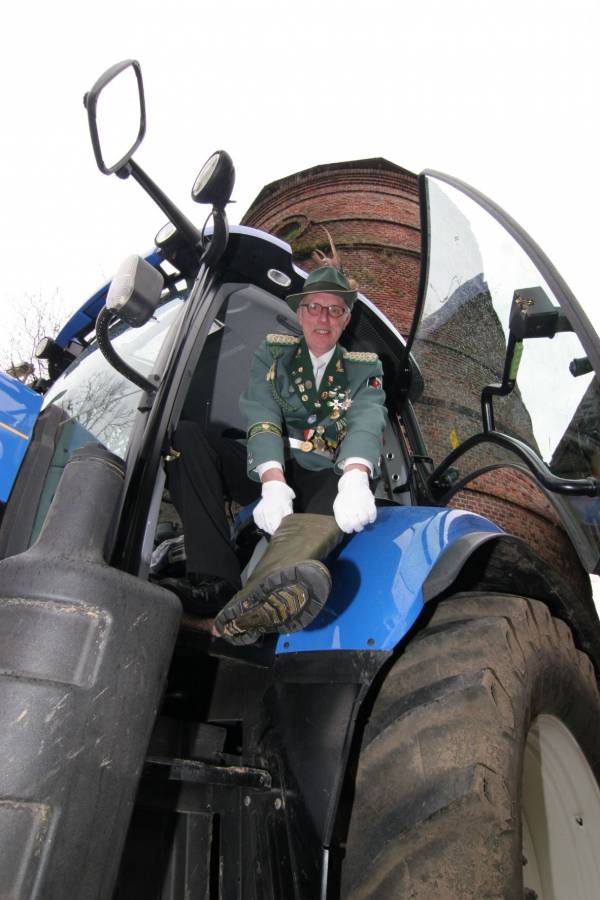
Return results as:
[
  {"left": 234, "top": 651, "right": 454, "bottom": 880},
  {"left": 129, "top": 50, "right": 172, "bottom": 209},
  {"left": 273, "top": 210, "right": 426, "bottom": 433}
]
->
[{"left": 338, "top": 593, "right": 600, "bottom": 899}]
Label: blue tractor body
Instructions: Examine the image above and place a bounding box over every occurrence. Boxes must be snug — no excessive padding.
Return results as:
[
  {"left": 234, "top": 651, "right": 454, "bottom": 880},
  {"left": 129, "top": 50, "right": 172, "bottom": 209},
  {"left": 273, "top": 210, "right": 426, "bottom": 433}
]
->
[
  {"left": 276, "top": 505, "right": 501, "bottom": 655},
  {"left": 0, "top": 373, "right": 42, "bottom": 502}
]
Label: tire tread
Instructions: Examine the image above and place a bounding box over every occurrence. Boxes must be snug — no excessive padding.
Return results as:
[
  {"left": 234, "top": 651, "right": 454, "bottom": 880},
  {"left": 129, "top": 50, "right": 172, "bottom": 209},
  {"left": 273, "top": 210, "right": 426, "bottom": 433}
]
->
[{"left": 339, "top": 592, "right": 600, "bottom": 899}]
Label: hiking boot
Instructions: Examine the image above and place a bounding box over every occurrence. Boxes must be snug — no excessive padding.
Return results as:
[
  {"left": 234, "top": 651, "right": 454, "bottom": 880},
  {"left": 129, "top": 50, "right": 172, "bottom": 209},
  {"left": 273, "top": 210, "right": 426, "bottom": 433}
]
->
[{"left": 213, "top": 513, "right": 342, "bottom": 645}]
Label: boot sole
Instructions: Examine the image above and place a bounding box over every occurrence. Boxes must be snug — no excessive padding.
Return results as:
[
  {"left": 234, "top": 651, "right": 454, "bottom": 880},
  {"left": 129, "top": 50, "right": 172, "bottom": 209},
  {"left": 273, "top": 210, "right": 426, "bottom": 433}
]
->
[{"left": 214, "top": 561, "right": 332, "bottom": 645}]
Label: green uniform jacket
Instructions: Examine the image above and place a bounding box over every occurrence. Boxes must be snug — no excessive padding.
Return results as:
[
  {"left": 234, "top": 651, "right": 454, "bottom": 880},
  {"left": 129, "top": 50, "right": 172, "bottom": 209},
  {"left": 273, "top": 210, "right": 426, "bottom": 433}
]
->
[{"left": 240, "top": 334, "right": 386, "bottom": 481}]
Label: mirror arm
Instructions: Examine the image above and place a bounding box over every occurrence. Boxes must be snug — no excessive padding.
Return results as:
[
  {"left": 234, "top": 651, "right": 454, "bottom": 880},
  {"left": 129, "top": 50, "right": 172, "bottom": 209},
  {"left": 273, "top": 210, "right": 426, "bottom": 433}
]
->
[
  {"left": 95, "top": 307, "right": 159, "bottom": 395},
  {"left": 428, "top": 430, "right": 600, "bottom": 501},
  {"left": 200, "top": 206, "right": 229, "bottom": 267},
  {"left": 481, "top": 381, "right": 516, "bottom": 432},
  {"left": 119, "top": 159, "right": 204, "bottom": 250},
  {"left": 480, "top": 333, "right": 522, "bottom": 432},
  {"left": 481, "top": 385, "right": 499, "bottom": 432}
]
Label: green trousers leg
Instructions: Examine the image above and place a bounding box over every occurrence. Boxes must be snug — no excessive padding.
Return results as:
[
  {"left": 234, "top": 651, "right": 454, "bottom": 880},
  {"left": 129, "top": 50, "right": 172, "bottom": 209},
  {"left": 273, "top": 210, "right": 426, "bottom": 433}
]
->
[{"left": 213, "top": 513, "right": 342, "bottom": 645}]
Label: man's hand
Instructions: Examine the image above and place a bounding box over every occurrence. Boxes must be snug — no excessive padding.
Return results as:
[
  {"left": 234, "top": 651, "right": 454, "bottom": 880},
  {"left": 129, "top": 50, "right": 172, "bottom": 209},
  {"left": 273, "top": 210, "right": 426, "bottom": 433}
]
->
[
  {"left": 254, "top": 480, "right": 295, "bottom": 534},
  {"left": 333, "top": 469, "right": 377, "bottom": 533}
]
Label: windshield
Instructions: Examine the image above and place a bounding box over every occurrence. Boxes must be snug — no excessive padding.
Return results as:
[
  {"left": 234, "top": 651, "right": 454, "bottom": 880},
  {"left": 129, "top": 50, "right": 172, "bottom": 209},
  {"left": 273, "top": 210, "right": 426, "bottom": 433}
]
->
[
  {"left": 43, "top": 296, "right": 185, "bottom": 458},
  {"left": 412, "top": 173, "right": 600, "bottom": 572},
  {"left": 23, "top": 295, "right": 187, "bottom": 546}
]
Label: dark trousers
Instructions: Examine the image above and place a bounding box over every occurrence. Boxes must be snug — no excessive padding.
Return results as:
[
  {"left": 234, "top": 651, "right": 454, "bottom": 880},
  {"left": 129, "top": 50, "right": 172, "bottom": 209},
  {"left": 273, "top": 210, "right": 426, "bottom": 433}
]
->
[{"left": 167, "top": 421, "right": 340, "bottom": 587}]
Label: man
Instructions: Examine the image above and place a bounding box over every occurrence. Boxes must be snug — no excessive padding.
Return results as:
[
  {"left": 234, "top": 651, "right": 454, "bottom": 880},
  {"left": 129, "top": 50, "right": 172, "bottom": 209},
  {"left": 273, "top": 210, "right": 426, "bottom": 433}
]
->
[{"left": 210, "top": 265, "right": 386, "bottom": 643}]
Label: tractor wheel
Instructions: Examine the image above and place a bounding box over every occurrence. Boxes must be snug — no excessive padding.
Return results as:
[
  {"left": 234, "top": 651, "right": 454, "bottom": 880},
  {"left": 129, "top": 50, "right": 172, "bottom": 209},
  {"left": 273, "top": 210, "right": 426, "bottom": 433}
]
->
[{"left": 338, "top": 593, "right": 600, "bottom": 899}]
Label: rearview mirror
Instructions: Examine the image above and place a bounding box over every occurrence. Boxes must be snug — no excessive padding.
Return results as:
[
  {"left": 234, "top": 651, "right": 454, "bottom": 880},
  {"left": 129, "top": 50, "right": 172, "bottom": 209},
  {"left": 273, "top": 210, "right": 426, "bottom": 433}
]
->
[{"left": 84, "top": 59, "right": 146, "bottom": 175}]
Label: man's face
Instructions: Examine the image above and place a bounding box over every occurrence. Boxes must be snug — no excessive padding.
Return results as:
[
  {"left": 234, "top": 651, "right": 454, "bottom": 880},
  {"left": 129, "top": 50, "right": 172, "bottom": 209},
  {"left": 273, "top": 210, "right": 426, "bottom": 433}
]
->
[{"left": 296, "top": 292, "right": 350, "bottom": 356}]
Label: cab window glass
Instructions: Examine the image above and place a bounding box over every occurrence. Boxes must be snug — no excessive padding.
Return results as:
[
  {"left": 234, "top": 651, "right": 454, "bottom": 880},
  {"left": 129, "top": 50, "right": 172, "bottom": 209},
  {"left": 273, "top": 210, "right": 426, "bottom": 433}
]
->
[
  {"left": 42, "top": 297, "right": 184, "bottom": 458},
  {"left": 28, "top": 295, "right": 186, "bottom": 544},
  {"left": 412, "top": 178, "right": 595, "bottom": 478}
]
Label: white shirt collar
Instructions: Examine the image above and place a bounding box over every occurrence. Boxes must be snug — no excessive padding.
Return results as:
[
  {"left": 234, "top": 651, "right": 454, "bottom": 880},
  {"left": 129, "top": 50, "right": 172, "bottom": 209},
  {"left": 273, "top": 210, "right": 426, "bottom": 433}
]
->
[
  {"left": 308, "top": 346, "right": 336, "bottom": 371},
  {"left": 308, "top": 347, "right": 336, "bottom": 388}
]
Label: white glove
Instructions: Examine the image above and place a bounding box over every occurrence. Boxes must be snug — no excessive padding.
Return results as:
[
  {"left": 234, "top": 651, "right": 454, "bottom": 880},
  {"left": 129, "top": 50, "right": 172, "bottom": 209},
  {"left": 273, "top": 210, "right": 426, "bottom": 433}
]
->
[
  {"left": 253, "top": 481, "right": 295, "bottom": 535},
  {"left": 333, "top": 469, "right": 377, "bottom": 533}
]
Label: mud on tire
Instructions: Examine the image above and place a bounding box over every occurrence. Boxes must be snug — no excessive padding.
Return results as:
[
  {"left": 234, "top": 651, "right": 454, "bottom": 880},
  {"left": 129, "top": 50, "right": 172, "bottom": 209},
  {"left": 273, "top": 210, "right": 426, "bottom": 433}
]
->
[{"left": 338, "top": 593, "right": 600, "bottom": 899}]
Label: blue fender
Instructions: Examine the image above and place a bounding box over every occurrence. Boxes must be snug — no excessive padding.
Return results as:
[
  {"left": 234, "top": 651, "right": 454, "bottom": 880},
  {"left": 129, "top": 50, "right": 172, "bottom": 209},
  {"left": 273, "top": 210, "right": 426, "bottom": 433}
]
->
[
  {"left": 275, "top": 505, "right": 502, "bottom": 655},
  {"left": 0, "top": 372, "right": 43, "bottom": 502}
]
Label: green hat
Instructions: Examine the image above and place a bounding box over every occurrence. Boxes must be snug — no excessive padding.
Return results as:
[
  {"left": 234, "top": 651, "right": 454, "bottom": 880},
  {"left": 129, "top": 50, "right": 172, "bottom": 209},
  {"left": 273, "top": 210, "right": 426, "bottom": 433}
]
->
[{"left": 287, "top": 266, "right": 358, "bottom": 311}]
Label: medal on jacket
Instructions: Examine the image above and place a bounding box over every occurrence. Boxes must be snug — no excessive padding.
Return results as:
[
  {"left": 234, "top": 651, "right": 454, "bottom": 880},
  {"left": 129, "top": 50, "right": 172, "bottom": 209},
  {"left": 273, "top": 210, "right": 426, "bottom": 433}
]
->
[
  {"left": 301, "top": 428, "right": 315, "bottom": 452},
  {"left": 328, "top": 390, "right": 352, "bottom": 420}
]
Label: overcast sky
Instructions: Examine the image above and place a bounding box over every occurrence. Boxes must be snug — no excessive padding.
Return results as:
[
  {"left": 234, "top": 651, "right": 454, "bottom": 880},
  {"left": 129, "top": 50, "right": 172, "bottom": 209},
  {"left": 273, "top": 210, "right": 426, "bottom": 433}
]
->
[{"left": 1, "top": 0, "right": 598, "bottom": 343}]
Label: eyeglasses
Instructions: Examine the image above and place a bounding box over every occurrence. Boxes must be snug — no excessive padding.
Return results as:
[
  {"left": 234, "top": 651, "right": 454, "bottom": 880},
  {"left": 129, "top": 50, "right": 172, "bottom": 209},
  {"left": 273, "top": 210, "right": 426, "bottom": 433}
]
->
[{"left": 298, "top": 301, "right": 348, "bottom": 319}]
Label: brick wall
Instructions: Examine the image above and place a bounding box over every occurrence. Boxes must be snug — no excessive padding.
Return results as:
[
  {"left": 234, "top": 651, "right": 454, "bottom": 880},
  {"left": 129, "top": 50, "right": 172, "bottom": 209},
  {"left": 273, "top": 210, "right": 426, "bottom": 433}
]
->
[
  {"left": 241, "top": 158, "right": 589, "bottom": 596},
  {"left": 243, "top": 159, "right": 421, "bottom": 334}
]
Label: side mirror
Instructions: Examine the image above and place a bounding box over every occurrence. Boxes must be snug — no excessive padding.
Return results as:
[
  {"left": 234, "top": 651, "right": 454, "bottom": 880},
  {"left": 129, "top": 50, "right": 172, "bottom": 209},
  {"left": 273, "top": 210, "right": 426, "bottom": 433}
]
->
[
  {"left": 191, "top": 151, "right": 235, "bottom": 209},
  {"left": 106, "top": 255, "right": 164, "bottom": 327},
  {"left": 83, "top": 59, "right": 146, "bottom": 175}
]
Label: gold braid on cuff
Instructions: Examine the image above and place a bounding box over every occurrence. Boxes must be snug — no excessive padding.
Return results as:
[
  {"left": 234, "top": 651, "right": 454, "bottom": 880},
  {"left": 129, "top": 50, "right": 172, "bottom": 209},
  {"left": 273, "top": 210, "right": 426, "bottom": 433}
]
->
[{"left": 247, "top": 422, "right": 283, "bottom": 440}]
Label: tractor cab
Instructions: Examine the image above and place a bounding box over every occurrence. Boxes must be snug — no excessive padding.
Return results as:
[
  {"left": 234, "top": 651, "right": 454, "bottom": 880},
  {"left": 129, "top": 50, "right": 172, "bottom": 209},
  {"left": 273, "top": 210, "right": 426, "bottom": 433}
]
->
[{"left": 3, "top": 221, "right": 415, "bottom": 562}]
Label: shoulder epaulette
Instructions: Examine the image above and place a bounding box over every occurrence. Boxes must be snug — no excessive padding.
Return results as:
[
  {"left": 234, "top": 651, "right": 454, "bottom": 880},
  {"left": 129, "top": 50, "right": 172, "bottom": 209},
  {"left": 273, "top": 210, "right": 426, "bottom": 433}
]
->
[
  {"left": 343, "top": 351, "right": 378, "bottom": 363},
  {"left": 266, "top": 333, "right": 300, "bottom": 346}
]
